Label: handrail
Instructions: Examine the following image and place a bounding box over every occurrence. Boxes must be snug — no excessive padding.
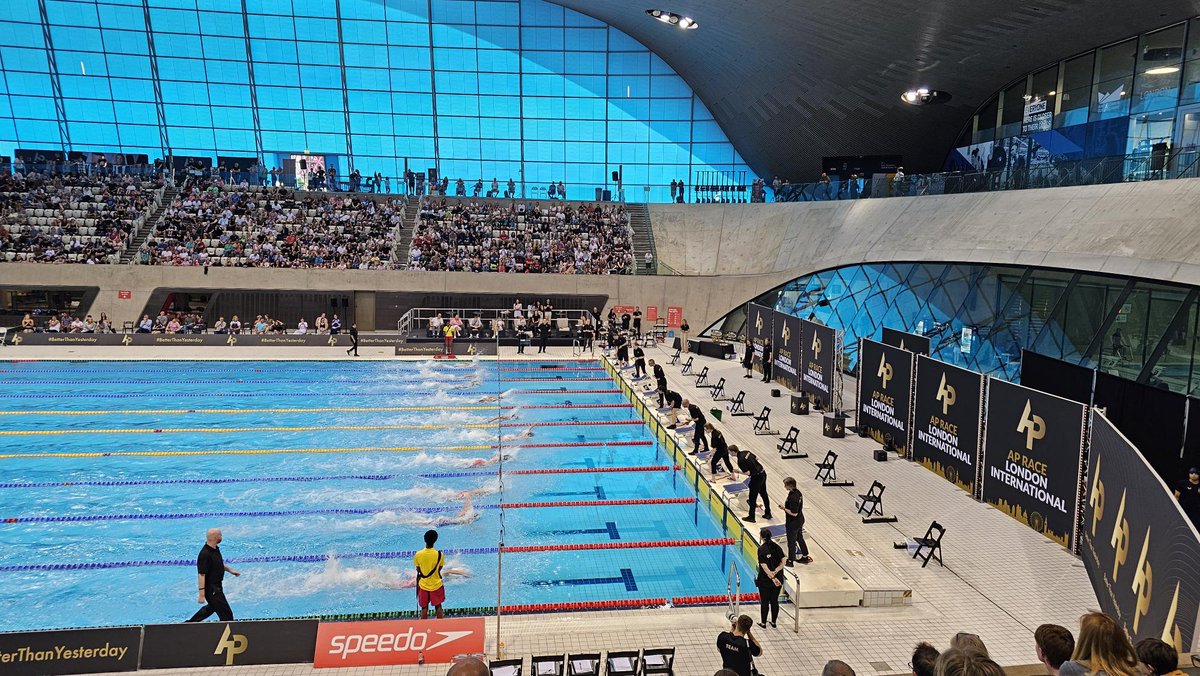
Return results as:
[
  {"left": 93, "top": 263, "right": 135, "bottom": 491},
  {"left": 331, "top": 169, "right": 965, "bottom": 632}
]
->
[{"left": 726, "top": 562, "right": 741, "bottom": 622}]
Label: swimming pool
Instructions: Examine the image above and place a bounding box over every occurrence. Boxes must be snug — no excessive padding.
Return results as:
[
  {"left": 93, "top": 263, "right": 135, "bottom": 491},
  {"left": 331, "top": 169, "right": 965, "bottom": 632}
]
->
[{"left": 0, "top": 358, "right": 752, "bottom": 631}]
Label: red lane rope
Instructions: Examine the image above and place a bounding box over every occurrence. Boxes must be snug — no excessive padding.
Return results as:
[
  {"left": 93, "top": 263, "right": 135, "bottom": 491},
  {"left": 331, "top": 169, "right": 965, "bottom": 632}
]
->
[
  {"left": 501, "top": 498, "right": 697, "bottom": 510},
  {"left": 509, "top": 465, "right": 669, "bottom": 475},
  {"left": 501, "top": 377, "right": 611, "bottom": 382},
  {"left": 502, "top": 537, "right": 732, "bottom": 552},
  {"left": 499, "top": 599, "right": 666, "bottom": 613},
  {"left": 500, "top": 420, "right": 642, "bottom": 428},
  {"left": 673, "top": 593, "right": 761, "bottom": 605},
  {"left": 511, "top": 441, "right": 651, "bottom": 449}
]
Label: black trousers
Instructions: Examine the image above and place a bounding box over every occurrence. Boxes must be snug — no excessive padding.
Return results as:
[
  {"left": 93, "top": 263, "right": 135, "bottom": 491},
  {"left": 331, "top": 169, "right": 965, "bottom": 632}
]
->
[
  {"left": 634, "top": 359, "right": 646, "bottom": 376},
  {"left": 346, "top": 338, "right": 358, "bottom": 355},
  {"left": 761, "top": 361, "right": 773, "bottom": 382},
  {"left": 711, "top": 445, "right": 733, "bottom": 473},
  {"left": 748, "top": 473, "right": 771, "bottom": 519},
  {"left": 758, "top": 579, "right": 781, "bottom": 624},
  {"left": 538, "top": 336, "right": 548, "bottom": 353},
  {"left": 692, "top": 425, "right": 709, "bottom": 452},
  {"left": 786, "top": 519, "right": 809, "bottom": 560},
  {"left": 188, "top": 587, "right": 234, "bottom": 622}
]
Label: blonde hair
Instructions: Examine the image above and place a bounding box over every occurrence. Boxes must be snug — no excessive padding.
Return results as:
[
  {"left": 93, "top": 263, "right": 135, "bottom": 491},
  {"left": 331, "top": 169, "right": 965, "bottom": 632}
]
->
[
  {"left": 934, "top": 649, "right": 1005, "bottom": 676},
  {"left": 1070, "top": 612, "right": 1140, "bottom": 676}
]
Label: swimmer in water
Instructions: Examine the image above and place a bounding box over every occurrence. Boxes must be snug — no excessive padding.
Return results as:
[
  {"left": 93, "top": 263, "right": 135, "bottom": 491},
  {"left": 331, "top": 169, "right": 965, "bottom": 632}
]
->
[
  {"left": 503, "top": 426, "right": 534, "bottom": 441},
  {"left": 476, "top": 394, "right": 501, "bottom": 404},
  {"left": 383, "top": 567, "right": 470, "bottom": 590},
  {"left": 466, "top": 451, "right": 514, "bottom": 468},
  {"left": 432, "top": 494, "right": 479, "bottom": 526},
  {"left": 486, "top": 411, "right": 518, "bottom": 424}
]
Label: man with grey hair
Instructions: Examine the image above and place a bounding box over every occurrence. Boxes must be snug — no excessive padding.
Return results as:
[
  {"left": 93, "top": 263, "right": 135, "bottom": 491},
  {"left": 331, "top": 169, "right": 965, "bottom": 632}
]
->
[
  {"left": 446, "top": 657, "right": 489, "bottom": 675},
  {"left": 187, "top": 527, "right": 240, "bottom": 622},
  {"left": 823, "top": 660, "right": 856, "bottom": 676}
]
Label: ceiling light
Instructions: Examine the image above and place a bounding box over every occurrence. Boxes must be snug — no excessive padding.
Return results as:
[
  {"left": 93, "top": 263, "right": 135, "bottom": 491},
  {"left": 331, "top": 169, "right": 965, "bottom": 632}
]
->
[
  {"left": 901, "top": 88, "right": 952, "bottom": 105},
  {"left": 1145, "top": 66, "right": 1181, "bottom": 75},
  {"left": 645, "top": 9, "right": 698, "bottom": 29},
  {"left": 1048, "top": 90, "right": 1056, "bottom": 95},
  {"left": 903, "top": 90, "right": 919, "bottom": 103}
]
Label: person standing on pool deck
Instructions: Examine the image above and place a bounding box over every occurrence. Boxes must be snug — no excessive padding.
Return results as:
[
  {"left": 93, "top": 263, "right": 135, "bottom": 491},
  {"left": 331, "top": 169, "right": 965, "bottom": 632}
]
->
[
  {"left": 346, "top": 323, "right": 359, "bottom": 356},
  {"left": 737, "top": 448, "right": 772, "bottom": 522},
  {"left": 415, "top": 529, "right": 446, "bottom": 619},
  {"left": 187, "top": 528, "right": 240, "bottom": 622},
  {"left": 633, "top": 344, "right": 647, "bottom": 378},
  {"left": 683, "top": 399, "right": 709, "bottom": 454},
  {"left": 705, "top": 422, "right": 734, "bottom": 474}
]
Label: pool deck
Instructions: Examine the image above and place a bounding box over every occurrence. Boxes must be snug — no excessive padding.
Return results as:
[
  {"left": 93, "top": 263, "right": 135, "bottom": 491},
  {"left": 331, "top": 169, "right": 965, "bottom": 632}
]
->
[{"left": 3, "top": 341, "right": 1098, "bottom": 676}]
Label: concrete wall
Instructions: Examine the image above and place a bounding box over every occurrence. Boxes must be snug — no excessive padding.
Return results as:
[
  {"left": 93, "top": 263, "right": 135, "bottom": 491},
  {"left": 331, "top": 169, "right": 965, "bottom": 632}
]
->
[
  {"left": 0, "top": 263, "right": 793, "bottom": 332},
  {"left": 649, "top": 178, "right": 1200, "bottom": 285}
]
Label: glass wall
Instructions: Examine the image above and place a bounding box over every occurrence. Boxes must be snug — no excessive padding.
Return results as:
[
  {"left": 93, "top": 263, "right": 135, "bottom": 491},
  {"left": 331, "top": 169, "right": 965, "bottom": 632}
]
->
[
  {"left": 0, "top": 0, "right": 752, "bottom": 203},
  {"left": 950, "top": 17, "right": 1200, "bottom": 179},
  {"left": 709, "top": 263, "right": 1200, "bottom": 396}
]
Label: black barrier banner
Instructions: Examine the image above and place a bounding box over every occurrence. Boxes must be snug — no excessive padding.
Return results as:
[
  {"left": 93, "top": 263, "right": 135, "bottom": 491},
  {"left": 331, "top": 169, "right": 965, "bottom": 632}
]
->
[
  {"left": 912, "top": 356, "right": 985, "bottom": 494},
  {"left": 747, "top": 303, "right": 773, "bottom": 374},
  {"left": 140, "top": 619, "right": 318, "bottom": 669},
  {"left": 800, "top": 319, "right": 835, "bottom": 409},
  {"left": 882, "top": 327, "right": 930, "bottom": 356},
  {"left": 857, "top": 339, "right": 914, "bottom": 454},
  {"left": 772, "top": 310, "right": 799, "bottom": 391},
  {"left": 981, "top": 379, "right": 1087, "bottom": 548},
  {"left": 3, "top": 333, "right": 416, "bottom": 348},
  {"left": 0, "top": 626, "right": 140, "bottom": 676},
  {"left": 394, "top": 342, "right": 496, "bottom": 356},
  {"left": 1082, "top": 414, "right": 1200, "bottom": 652}
]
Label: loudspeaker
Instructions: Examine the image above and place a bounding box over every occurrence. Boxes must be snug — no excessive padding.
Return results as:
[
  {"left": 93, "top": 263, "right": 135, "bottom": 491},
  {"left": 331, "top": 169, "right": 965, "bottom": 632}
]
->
[
  {"left": 873, "top": 450, "right": 888, "bottom": 462},
  {"left": 299, "top": 159, "right": 307, "bottom": 170},
  {"left": 612, "top": 170, "right": 620, "bottom": 181},
  {"left": 770, "top": 388, "right": 780, "bottom": 397},
  {"left": 857, "top": 426, "right": 869, "bottom": 438}
]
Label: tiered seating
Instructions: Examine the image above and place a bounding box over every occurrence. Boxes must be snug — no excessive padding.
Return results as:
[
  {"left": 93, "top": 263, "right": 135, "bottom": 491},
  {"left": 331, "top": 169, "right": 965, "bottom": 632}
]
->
[
  {"left": 409, "top": 198, "right": 634, "bottom": 274},
  {"left": 0, "top": 173, "right": 163, "bottom": 263},
  {"left": 143, "top": 181, "right": 402, "bottom": 269}
]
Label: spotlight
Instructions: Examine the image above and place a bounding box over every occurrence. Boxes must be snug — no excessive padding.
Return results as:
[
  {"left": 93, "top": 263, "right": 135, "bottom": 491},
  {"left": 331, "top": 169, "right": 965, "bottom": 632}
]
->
[
  {"left": 668, "top": 14, "right": 679, "bottom": 23},
  {"left": 678, "top": 16, "right": 694, "bottom": 29},
  {"left": 900, "top": 88, "right": 951, "bottom": 105},
  {"left": 645, "top": 9, "right": 699, "bottom": 29},
  {"left": 649, "top": 9, "right": 662, "bottom": 17},
  {"left": 1145, "top": 66, "right": 1180, "bottom": 75},
  {"left": 903, "top": 90, "right": 919, "bottom": 103}
]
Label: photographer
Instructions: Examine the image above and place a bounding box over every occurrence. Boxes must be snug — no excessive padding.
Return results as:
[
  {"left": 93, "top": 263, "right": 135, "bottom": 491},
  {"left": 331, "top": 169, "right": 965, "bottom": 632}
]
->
[{"left": 717, "top": 614, "right": 762, "bottom": 676}]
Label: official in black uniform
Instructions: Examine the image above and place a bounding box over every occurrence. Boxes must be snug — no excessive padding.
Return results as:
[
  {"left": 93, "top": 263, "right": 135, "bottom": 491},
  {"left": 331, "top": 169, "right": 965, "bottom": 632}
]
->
[
  {"left": 683, "top": 399, "right": 709, "bottom": 453},
  {"left": 756, "top": 528, "right": 786, "bottom": 628},
  {"left": 187, "top": 528, "right": 240, "bottom": 622},
  {"left": 614, "top": 332, "right": 630, "bottom": 365},
  {"left": 705, "top": 423, "right": 734, "bottom": 473},
  {"left": 737, "top": 448, "right": 772, "bottom": 522},
  {"left": 345, "top": 323, "right": 359, "bottom": 356},
  {"left": 761, "top": 338, "right": 773, "bottom": 382},
  {"left": 632, "top": 307, "right": 642, "bottom": 336},
  {"left": 742, "top": 337, "right": 754, "bottom": 378},
  {"left": 1176, "top": 467, "right": 1200, "bottom": 528},
  {"left": 580, "top": 320, "right": 595, "bottom": 353},
  {"left": 779, "top": 477, "right": 812, "bottom": 565},
  {"left": 537, "top": 319, "right": 551, "bottom": 353},
  {"left": 650, "top": 360, "right": 668, "bottom": 407},
  {"left": 633, "top": 345, "right": 646, "bottom": 377},
  {"left": 664, "top": 389, "right": 683, "bottom": 426}
]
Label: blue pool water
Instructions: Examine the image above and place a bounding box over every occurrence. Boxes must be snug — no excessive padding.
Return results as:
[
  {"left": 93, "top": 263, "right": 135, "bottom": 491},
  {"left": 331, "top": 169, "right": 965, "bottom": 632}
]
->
[{"left": 0, "top": 359, "right": 751, "bottom": 631}]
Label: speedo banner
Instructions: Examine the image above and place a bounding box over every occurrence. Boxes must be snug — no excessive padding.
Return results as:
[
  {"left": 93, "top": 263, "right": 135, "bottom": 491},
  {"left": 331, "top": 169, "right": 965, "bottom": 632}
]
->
[
  {"left": 772, "top": 310, "right": 800, "bottom": 390},
  {"left": 981, "top": 379, "right": 1087, "bottom": 548},
  {"left": 882, "top": 327, "right": 930, "bottom": 356},
  {"left": 314, "top": 618, "right": 485, "bottom": 668},
  {"left": 800, "top": 319, "right": 835, "bottom": 409},
  {"left": 0, "top": 626, "right": 140, "bottom": 676},
  {"left": 1082, "top": 413, "right": 1200, "bottom": 652},
  {"left": 747, "top": 303, "right": 773, "bottom": 375},
  {"left": 856, "top": 339, "right": 914, "bottom": 454},
  {"left": 911, "top": 356, "right": 985, "bottom": 495}
]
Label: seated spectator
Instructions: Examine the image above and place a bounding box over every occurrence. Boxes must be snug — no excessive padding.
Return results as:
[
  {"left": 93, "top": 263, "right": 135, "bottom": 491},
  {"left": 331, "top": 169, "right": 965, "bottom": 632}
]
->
[
  {"left": 1035, "top": 624, "right": 1074, "bottom": 676},
  {"left": 213, "top": 316, "right": 228, "bottom": 334},
  {"left": 47, "top": 316, "right": 61, "bottom": 332},
  {"left": 81, "top": 315, "right": 96, "bottom": 333},
  {"left": 97, "top": 312, "right": 112, "bottom": 333},
  {"left": 136, "top": 314, "right": 153, "bottom": 333},
  {"left": 315, "top": 313, "right": 329, "bottom": 334},
  {"left": 1059, "top": 612, "right": 1140, "bottom": 676},
  {"left": 934, "top": 649, "right": 1005, "bottom": 676},
  {"left": 228, "top": 315, "right": 242, "bottom": 334},
  {"left": 823, "top": 660, "right": 856, "bottom": 676},
  {"left": 1135, "top": 638, "right": 1185, "bottom": 676},
  {"left": 950, "top": 633, "right": 989, "bottom": 658},
  {"left": 166, "top": 316, "right": 182, "bottom": 333},
  {"left": 295, "top": 318, "right": 308, "bottom": 335},
  {"left": 330, "top": 314, "right": 342, "bottom": 334},
  {"left": 21, "top": 313, "right": 35, "bottom": 332}
]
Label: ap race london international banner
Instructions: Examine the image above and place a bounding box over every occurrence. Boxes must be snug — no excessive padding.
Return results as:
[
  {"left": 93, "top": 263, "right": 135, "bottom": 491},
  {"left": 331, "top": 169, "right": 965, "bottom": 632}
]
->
[
  {"left": 882, "top": 327, "right": 930, "bottom": 356},
  {"left": 747, "top": 303, "right": 774, "bottom": 375},
  {"left": 857, "top": 339, "right": 914, "bottom": 454},
  {"left": 912, "top": 356, "right": 985, "bottom": 495},
  {"left": 1082, "top": 414, "right": 1200, "bottom": 652},
  {"left": 800, "top": 319, "right": 836, "bottom": 409},
  {"left": 772, "top": 310, "right": 800, "bottom": 390},
  {"left": 981, "top": 379, "right": 1087, "bottom": 548}
]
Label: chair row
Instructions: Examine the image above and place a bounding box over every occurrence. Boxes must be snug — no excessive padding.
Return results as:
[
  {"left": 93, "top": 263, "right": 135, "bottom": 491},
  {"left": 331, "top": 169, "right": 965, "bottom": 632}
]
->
[{"left": 489, "top": 647, "right": 674, "bottom": 676}]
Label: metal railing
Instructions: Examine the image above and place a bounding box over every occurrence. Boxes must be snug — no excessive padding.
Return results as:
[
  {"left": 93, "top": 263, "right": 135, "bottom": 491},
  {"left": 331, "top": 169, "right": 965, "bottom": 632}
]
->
[
  {"left": 774, "top": 146, "right": 1200, "bottom": 202},
  {"left": 725, "top": 563, "right": 742, "bottom": 622},
  {"left": 396, "top": 307, "right": 597, "bottom": 337}
]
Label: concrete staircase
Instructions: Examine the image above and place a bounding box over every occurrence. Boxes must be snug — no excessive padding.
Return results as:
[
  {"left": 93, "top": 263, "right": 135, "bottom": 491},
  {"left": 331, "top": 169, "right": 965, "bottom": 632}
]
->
[
  {"left": 396, "top": 197, "right": 422, "bottom": 268},
  {"left": 626, "top": 203, "right": 658, "bottom": 275},
  {"left": 121, "top": 186, "right": 176, "bottom": 264}
]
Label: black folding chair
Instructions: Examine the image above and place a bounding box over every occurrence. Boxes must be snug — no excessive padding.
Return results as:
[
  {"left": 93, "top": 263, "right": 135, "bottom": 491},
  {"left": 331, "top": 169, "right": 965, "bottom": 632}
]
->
[
  {"left": 680, "top": 356, "right": 693, "bottom": 374},
  {"left": 606, "top": 650, "right": 641, "bottom": 676},
  {"left": 642, "top": 647, "right": 675, "bottom": 675},
  {"left": 567, "top": 653, "right": 601, "bottom": 676},
  {"left": 693, "top": 366, "right": 709, "bottom": 387},
  {"left": 490, "top": 658, "right": 524, "bottom": 676},
  {"left": 857, "top": 480, "right": 886, "bottom": 517},
  {"left": 777, "top": 426, "right": 806, "bottom": 458},
  {"left": 532, "top": 655, "right": 565, "bottom": 676},
  {"left": 668, "top": 348, "right": 680, "bottom": 365},
  {"left": 752, "top": 406, "right": 778, "bottom": 435},
  {"left": 913, "top": 521, "right": 945, "bottom": 568},
  {"left": 813, "top": 450, "right": 851, "bottom": 486},
  {"left": 710, "top": 377, "right": 727, "bottom": 400},
  {"left": 727, "top": 391, "right": 751, "bottom": 416}
]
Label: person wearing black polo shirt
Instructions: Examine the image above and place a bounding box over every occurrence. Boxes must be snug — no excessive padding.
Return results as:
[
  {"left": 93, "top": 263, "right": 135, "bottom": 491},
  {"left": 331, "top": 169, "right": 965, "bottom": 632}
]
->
[
  {"left": 705, "top": 422, "right": 734, "bottom": 474},
  {"left": 346, "top": 323, "right": 359, "bottom": 357},
  {"left": 737, "top": 448, "right": 772, "bottom": 522},
  {"left": 717, "top": 614, "right": 761, "bottom": 676},
  {"left": 683, "top": 399, "right": 709, "bottom": 454},
  {"left": 1176, "top": 467, "right": 1200, "bottom": 527},
  {"left": 761, "top": 338, "right": 774, "bottom": 382},
  {"left": 779, "top": 477, "right": 812, "bottom": 565},
  {"left": 756, "top": 528, "right": 786, "bottom": 628},
  {"left": 187, "top": 527, "right": 240, "bottom": 622},
  {"left": 664, "top": 389, "right": 683, "bottom": 427},
  {"left": 633, "top": 345, "right": 647, "bottom": 378}
]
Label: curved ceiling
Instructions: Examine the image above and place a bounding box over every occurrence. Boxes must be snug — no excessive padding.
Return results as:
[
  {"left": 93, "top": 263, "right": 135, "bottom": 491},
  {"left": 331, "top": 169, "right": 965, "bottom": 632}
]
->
[{"left": 550, "top": 1, "right": 1199, "bottom": 176}]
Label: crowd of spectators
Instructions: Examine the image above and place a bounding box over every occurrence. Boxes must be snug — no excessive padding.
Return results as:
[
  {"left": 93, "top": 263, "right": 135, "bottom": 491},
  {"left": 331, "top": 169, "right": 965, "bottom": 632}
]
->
[
  {"left": 409, "top": 198, "right": 634, "bottom": 274},
  {"left": 142, "top": 179, "right": 402, "bottom": 269},
  {"left": 0, "top": 172, "right": 163, "bottom": 263},
  {"left": 16, "top": 310, "right": 115, "bottom": 333}
]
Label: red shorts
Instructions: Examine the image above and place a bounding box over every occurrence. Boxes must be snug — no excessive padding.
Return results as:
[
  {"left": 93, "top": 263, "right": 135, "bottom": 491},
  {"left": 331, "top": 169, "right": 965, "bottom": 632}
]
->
[{"left": 417, "top": 586, "right": 445, "bottom": 608}]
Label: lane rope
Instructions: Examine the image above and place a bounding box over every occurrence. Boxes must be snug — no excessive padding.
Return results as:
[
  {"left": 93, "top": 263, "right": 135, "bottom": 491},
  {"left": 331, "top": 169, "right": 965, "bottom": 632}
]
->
[
  {"left": 0, "top": 419, "right": 645, "bottom": 437},
  {"left": 0, "top": 439, "right": 653, "bottom": 459},
  {"left": 0, "top": 403, "right": 633, "bottom": 417},
  {"left": 0, "top": 389, "right": 622, "bottom": 400}
]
